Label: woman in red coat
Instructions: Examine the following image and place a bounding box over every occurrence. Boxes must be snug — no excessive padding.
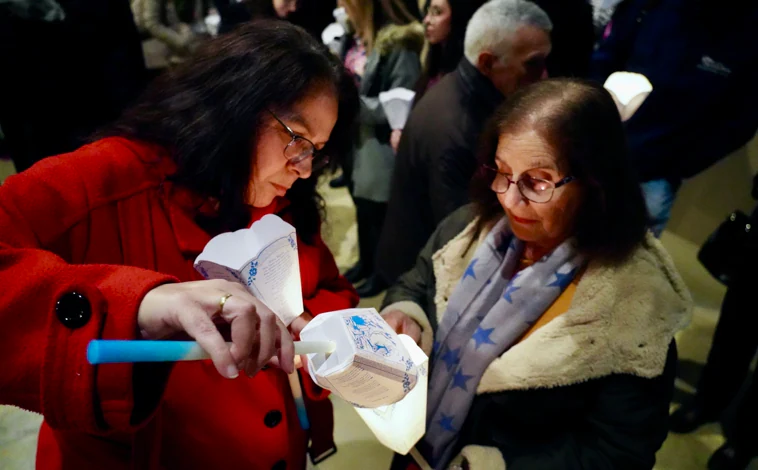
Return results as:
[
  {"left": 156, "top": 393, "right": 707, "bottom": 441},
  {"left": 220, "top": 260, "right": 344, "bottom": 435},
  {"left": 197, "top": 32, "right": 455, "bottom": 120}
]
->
[{"left": 0, "top": 20, "right": 359, "bottom": 470}]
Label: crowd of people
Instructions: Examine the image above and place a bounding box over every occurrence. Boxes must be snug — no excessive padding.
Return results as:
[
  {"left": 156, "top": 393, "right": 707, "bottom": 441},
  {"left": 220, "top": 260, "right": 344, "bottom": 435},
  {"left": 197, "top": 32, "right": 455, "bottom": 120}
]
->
[{"left": 0, "top": 0, "right": 757, "bottom": 469}]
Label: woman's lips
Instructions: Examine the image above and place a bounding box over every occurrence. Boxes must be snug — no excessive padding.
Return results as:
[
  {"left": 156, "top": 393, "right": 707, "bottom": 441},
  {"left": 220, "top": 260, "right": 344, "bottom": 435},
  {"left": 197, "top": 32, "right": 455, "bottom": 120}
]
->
[
  {"left": 271, "top": 183, "right": 289, "bottom": 196},
  {"left": 510, "top": 214, "right": 538, "bottom": 225}
]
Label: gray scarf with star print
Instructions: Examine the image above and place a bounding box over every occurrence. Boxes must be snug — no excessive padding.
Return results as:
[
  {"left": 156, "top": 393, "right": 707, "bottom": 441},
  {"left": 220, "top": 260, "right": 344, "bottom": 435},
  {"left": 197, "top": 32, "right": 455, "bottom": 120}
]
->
[{"left": 421, "top": 216, "right": 585, "bottom": 468}]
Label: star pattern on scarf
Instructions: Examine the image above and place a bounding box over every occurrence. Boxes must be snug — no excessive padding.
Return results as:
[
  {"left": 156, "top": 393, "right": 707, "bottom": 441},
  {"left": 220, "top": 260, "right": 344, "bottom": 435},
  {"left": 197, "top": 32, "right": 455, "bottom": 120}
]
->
[
  {"left": 463, "top": 258, "right": 478, "bottom": 281},
  {"left": 451, "top": 368, "right": 475, "bottom": 392},
  {"left": 503, "top": 284, "right": 521, "bottom": 303},
  {"left": 547, "top": 267, "right": 578, "bottom": 289},
  {"left": 432, "top": 340, "right": 441, "bottom": 356},
  {"left": 472, "top": 326, "right": 496, "bottom": 349},
  {"left": 440, "top": 347, "right": 461, "bottom": 371},
  {"left": 438, "top": 413, "right": 457, "bottom": 433}
]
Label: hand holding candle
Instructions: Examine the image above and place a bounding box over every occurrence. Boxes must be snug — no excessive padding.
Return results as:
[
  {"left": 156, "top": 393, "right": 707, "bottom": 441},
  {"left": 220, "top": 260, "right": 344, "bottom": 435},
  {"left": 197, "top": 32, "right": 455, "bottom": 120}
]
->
[{"left": 136, "top": 279, "right": 295, "bottom": 378}]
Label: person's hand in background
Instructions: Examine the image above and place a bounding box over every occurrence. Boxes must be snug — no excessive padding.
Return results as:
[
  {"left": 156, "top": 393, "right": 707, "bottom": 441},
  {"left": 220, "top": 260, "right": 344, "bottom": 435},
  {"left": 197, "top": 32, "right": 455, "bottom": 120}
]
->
[{"left": 390, "top": 129, "right": 403, "bottom": 154}]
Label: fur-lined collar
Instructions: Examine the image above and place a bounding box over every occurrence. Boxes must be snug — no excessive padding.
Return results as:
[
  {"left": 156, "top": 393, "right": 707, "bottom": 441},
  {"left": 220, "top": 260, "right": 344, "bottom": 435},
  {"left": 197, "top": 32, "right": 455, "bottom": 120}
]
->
[
  {"left": 430, "top": 220, "right": 692, "bottom": 393},
  {"left": 374, "top": 22, "right": 425, "bottom": 56}
]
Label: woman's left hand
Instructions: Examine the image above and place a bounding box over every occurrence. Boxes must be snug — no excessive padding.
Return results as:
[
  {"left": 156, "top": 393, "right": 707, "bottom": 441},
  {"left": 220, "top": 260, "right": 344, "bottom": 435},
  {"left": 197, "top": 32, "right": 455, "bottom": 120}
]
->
[
  {"left": 284, "top": 311, "right": 313, "bottom": 370},
  {"left": 289, "top": 311, "right": 313, "bottom": 338},
  {"left": 382, "top": 310, "right": 422, "bottom": 344}
]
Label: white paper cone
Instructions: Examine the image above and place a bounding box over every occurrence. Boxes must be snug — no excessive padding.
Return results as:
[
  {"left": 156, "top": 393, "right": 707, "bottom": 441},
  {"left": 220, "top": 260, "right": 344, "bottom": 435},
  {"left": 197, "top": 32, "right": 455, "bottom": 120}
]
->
[
  {"left": 354, "top": 335, "right": 429, "bottom": 455},
  {"left": 194, "top": 214, "right": 304, "bottom": 326},
  {"left": 300, "top": 309, "right": 421, "bottom": 408},
  {"left": 603, "top": 72, "right": 653, "bottom": 121},
  {"left": 379, "top": 88, "right": 416, "bottom": 130}
]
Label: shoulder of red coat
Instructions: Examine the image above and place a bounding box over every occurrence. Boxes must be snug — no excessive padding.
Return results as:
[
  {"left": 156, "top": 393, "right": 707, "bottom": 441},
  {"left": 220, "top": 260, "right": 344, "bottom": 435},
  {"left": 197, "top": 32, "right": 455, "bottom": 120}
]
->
[{"left": 21, "top": 137, "right": 175, "bottom": 206}]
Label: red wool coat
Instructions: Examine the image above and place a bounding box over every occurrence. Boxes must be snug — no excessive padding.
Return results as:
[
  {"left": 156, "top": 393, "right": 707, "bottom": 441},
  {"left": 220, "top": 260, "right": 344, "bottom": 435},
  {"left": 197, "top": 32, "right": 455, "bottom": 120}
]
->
[{"left": 0, "top": 138, "right": 358, "bottom": 470}]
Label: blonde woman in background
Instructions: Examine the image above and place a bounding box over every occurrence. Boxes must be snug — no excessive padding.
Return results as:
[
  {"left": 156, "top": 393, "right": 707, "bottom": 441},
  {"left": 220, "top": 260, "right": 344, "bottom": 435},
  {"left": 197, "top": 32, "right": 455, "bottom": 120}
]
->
[{"left": 338, "top": 0, "right": 425, "bottom": 298}]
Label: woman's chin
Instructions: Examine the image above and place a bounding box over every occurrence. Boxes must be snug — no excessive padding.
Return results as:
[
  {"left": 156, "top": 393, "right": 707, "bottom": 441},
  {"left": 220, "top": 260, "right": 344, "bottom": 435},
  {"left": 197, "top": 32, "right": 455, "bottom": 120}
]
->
[
  {"left": 249, "top": 193, "right": 276, "bottom": 208},
  {"left": 509, "top": 224, "right": 541, "bottom": 243}
]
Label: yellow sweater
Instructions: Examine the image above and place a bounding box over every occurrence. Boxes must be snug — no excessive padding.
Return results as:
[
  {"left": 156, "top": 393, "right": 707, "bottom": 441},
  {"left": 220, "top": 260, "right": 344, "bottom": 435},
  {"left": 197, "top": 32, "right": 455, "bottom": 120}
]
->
[{"left": 517, "top": 261, "right": 582, "bottom": 344}]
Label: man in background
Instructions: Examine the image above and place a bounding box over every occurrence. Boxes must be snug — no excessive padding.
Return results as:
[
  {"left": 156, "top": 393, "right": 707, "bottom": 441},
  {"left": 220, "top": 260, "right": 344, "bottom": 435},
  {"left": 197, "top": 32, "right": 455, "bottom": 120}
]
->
[{"left": 375, "top": 0, "right": 552, "bottom": 290}]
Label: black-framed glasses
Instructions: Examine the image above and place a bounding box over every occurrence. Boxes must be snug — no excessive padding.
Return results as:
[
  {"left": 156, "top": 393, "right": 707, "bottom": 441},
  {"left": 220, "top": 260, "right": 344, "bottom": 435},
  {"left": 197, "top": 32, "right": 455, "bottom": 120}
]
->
[
  {"left": 483, "top": 164, "right": 576, "bottom": 203},
  {"left": 268, "top": 110, "right": 329, "bottom": 172}
]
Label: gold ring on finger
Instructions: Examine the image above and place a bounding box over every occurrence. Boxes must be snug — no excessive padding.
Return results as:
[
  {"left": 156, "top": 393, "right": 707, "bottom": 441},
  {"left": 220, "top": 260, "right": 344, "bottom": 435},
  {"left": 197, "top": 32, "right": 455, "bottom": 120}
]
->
[{"left": 218, "top": 293, "right": 233, "bottom": 315}]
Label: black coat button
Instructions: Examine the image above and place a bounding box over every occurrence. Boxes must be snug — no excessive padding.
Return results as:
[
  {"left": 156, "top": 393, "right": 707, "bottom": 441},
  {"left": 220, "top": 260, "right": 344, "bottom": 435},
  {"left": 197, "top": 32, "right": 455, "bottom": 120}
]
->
[
  {"left": 271, "top": 460, "right": 286, "bottom": 470},
  {"left": 55, "top": 292, "right": 91, "bottom": 329},
  {"left": 264, "top": 410, "right": 282, "bottom": 428}
]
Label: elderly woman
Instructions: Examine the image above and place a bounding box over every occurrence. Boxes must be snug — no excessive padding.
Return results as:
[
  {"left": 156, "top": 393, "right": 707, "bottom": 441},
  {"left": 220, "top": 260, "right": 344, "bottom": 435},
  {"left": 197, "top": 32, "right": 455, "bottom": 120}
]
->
[
  {"left": 0, "top": 21, "right": 358, "bottom": 470},
  {"left": 382, "top": 79, "right": 692, "bottom": 470}
]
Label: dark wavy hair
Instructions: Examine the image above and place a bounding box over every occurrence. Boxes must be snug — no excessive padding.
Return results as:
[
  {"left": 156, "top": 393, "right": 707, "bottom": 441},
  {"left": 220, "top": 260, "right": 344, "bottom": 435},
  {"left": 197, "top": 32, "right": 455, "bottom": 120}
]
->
[
  {"left": 416, "top": 0, "right": 486, "bottom": 95},
  {"left": 471, "top": 78, "right": 649, "bottom": 263},
  {"left": 100, "top": 20, "right": 359, "bottom": 243}
]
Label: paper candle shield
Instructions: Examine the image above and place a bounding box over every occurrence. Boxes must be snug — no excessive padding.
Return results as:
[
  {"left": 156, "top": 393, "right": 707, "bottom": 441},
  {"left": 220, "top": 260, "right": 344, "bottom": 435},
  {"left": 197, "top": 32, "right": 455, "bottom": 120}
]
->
[
  {"left": 194, "top": 214, "right": 303, "bottom": 326},
  {"left": 379, "top": 88, "right": 416, "bottom": 130},
  {"left": 300, "top": 308, "right": 421, "bottom": 408},
  {"left": 603, "top": 72, "right": 653, "bottom": 122},
  {"left": 354, "top": 334, "right": 429, "bottom": 455}
]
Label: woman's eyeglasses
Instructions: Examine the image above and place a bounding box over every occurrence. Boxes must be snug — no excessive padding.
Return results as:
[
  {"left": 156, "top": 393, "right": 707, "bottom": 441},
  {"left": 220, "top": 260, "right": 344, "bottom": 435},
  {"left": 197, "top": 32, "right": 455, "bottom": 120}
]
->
[
  {"left": 268, "top": 110, "right": 329, "bottom": 172},
  {"left": 482, "top": 165, "right": 575, "bottom": 203}
]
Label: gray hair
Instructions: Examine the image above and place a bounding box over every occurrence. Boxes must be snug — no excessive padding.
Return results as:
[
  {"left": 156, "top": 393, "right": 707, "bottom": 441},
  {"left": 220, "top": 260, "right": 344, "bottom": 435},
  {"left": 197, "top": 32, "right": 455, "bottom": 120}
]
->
[{"left": 463, "top": 0, "right": 552, "bottom": 64}]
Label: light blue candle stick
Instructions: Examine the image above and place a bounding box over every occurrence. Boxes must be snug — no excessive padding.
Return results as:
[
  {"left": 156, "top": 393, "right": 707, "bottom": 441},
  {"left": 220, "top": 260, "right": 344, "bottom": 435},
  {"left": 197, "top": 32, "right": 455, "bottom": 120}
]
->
[
  {"left": 288, "top": 372, "right": 310, "bottom": 430},
  {"left": 87, "top": 340, "right": 335, "bottom": 365}
]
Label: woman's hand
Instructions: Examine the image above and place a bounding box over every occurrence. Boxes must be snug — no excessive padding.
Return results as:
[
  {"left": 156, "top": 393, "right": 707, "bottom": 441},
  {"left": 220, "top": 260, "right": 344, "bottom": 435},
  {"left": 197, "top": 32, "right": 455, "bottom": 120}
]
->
[
  {"left": 289, "top": 311, "right": 313, "bottom": 339},
  {"left": 390, "top": 129, "right": 403, "bottom": 154},
  {"left": 137, "top": 280, "right": 295, "bottom": 379},
  {"left": 382, "top": 310, "right": 422, "bottom": 344}
]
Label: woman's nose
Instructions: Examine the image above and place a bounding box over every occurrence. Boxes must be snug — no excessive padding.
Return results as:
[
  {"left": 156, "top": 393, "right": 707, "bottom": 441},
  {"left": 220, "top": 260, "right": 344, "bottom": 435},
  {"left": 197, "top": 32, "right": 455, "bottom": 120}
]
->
[
  {"left": 292, "top": 160, "right": 312, "bottom": 179},
  {"left": 503, "top": 181, "right": 524, "bottom": 208}
]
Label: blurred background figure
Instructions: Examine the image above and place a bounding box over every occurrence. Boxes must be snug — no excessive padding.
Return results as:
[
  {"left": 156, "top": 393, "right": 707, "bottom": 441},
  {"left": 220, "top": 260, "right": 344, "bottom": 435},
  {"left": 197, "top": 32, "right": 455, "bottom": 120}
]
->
[
  {"left": 417, "top": 0, "right": 487, "bottom": 96},
  {"left": 376, "top": 0, "right": 552, "bottom": 288},
  {"left": 389, "top": 0, "right": 594, "bottom": 154},
  {"left": 336, "top": 0, "right": 424, "bottom": 297},
  {"left": 0, "top": 0, "right": 148, "bottom": 173},
  {"left": 669, "top": 175, "right": 758, "bottom": 470},
  {"left": 385, "top": 0, "right": 487, "bottom": 154},
  {"left": 213, "top": 0, "right": 296, "bottom": 35},
  {"left": 131, "top": 0, "right": 211, "bottom": 67},
  {"left": 591, "top": 0, "right": 758, "bottom": 236}
]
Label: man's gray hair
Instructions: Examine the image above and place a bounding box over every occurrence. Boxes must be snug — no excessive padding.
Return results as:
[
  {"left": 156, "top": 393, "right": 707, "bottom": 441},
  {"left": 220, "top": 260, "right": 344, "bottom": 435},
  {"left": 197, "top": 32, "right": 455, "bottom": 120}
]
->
[{"left": 464, "top": 0, "right": 552, "bottom": 64}]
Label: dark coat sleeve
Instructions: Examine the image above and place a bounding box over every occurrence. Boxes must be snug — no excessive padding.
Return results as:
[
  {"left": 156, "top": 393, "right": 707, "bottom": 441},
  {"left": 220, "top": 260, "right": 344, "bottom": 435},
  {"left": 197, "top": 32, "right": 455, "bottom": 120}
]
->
[
  {"left": 429, "top": 145, "right": 478, "bottom": 226},
  {"left": 381, "top": 213, "right": 439, "bottom": 315},
  {"left": 499, "top": 343, "right": 677, "bottom": 470},
  {"left": 382, "top": 205, "right": 476, "bottom": 325}
]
